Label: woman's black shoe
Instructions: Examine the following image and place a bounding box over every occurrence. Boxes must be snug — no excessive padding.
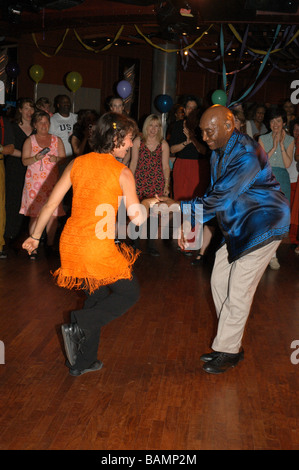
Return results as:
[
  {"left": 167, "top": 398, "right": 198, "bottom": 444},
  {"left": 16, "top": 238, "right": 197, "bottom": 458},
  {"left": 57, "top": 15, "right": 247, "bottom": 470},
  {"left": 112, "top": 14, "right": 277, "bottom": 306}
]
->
[
  {"left": 61, "top": 323, "right": 86, "bottom": 366},
  {"left": 191, "top": 254, "right": 205, "bottom": 266},
  {"left": 69, "top": 360, "right": 103, "bottom": 376},
  {"left": 29, "top": 250, "right": 38, "bottom": 261},
  {"left": 147, "top": 246, "right": 160, "bottom": 257}
]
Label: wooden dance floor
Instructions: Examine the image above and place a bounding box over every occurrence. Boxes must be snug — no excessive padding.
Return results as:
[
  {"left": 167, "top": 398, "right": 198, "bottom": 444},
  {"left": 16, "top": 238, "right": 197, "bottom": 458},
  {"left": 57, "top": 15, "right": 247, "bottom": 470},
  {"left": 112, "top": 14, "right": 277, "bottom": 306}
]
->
[{"left": 0, "top": 235, "right": 298, "bottom": 451}]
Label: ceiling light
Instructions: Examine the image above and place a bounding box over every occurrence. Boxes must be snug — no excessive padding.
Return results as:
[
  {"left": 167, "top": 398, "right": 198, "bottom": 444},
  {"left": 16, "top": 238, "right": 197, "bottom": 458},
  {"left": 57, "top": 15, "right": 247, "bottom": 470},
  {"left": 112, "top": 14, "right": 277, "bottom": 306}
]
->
[{"left": 156, "top": 0, "right": 198, "bottom": 39}]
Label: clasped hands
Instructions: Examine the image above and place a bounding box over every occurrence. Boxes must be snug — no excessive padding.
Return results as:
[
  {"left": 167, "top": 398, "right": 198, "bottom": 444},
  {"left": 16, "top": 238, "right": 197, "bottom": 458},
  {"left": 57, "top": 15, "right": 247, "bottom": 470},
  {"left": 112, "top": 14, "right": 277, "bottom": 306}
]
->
[
  {"left": 273, "top": 129, "right": 286, "bottom": 149},
  {"left": 34, "top": 151, "right": 57, "bottom": 163},
  {"left": 149, "top": 195, "right": 190, "bottom": 251},
  {"left": 183, "top": 123, "right": 194, "bottom": 146}
]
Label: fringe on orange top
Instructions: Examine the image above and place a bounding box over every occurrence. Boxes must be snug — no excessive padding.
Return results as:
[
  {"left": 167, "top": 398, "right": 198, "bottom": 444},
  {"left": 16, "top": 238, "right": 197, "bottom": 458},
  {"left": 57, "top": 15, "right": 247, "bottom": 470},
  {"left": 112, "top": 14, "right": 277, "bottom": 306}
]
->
[{"left": 53, "top": 153, "right": 139, "bottom": 293}]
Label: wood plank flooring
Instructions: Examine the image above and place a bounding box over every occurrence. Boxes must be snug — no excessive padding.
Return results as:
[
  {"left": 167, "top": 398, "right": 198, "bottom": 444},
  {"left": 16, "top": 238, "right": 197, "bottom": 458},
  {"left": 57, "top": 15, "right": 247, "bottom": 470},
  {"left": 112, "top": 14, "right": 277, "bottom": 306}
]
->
[{"left": 0, "top": 235, "right": 298, "bottom": 450}]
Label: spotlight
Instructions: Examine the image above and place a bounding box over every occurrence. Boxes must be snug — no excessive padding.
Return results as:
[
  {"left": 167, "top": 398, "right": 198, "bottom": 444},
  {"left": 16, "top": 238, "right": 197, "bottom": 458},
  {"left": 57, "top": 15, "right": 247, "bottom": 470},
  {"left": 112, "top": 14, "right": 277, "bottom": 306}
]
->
[
  {"left": 156, "top": 0, "right": 198, "bottom": 38},
  {"left": 7, "top": 4, "right": 23, "bottom": 23},
  {"left": 179, "top": 2, "right": 194, "bottom": 18},
  {"left": 8, "top": 7, "right": 22, "bottom": 15}
]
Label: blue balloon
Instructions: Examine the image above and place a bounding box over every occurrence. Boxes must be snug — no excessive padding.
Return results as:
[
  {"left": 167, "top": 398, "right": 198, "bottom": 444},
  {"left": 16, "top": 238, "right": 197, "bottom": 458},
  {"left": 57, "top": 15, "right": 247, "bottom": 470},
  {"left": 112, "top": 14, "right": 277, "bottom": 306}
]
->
[
  {"left": 5, "top": 62, "right": 20, "bottom": 79},
  {"left": 116, "top": 80, "right": 132, "bottom": 99},
  {"left": 155, "top": 94, "right": 173, "bottom": 113}
]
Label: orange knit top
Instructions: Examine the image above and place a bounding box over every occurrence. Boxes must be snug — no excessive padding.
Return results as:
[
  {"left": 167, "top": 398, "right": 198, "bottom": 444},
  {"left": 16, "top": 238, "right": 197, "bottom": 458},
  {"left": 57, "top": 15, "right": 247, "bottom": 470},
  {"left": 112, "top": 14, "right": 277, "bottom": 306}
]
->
[{"left": 53, "top": 152, "right": 138, "bottom": 293}]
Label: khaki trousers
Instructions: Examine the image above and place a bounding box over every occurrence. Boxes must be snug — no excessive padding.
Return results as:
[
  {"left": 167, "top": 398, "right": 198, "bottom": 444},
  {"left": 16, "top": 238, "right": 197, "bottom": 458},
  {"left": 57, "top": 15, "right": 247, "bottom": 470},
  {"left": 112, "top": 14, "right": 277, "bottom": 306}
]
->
[{"left": 211, "top": 240, "right": 281, "bottom": 354}]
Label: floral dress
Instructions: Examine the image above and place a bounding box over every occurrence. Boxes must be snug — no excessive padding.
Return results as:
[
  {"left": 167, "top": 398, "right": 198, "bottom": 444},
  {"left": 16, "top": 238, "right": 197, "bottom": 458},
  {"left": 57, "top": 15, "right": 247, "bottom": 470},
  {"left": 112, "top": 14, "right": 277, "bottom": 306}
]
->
[
  {"left": 135, "top": 140, "right": 164, "bottom": 199},
  {"left": 19, "top": 134, "right": 65, "bottom": 217}
]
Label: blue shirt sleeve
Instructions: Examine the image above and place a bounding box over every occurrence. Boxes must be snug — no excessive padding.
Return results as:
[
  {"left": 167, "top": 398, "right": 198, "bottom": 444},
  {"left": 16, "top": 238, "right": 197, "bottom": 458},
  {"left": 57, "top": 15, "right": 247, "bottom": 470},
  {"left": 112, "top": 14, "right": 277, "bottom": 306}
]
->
[{"left": 181, "top": 144, "right": 266, "bottom": 227}]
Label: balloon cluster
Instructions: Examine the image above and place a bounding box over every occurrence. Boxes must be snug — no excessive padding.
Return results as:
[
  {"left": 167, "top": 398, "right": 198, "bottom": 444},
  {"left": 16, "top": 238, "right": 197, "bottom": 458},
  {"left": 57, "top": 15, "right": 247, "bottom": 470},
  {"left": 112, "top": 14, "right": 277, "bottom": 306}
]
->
[
  {"left": 211, "top": 89, "right": 227, "bottom": 106},
  {"left": 27, "top": 65, "right": 84, "bottom": 105}
]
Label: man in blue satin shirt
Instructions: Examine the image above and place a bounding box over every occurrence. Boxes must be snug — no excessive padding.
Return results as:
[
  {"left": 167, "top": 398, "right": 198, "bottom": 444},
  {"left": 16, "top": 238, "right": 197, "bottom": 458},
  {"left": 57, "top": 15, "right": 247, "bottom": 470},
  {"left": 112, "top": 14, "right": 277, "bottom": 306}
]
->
[{"left": 179, "top": 105, "right": 290, "bottom": 374}]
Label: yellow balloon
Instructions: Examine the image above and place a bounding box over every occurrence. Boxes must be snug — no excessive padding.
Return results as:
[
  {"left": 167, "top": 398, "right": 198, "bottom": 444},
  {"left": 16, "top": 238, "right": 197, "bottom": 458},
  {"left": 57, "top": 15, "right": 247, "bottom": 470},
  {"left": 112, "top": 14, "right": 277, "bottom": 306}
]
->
[
  {"left": 66, "top": 71, "right": 83, "bottom": 93},
  {"left": 29, "top": 64, "right": 44, "bottom": 84}
]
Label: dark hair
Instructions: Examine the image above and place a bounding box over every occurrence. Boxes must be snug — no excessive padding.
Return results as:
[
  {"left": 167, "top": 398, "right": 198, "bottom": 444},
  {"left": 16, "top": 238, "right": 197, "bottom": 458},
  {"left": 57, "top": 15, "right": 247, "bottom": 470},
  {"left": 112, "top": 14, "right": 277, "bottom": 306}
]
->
[
  {"left": 267, "top": 106, "right": 287, "bottom": 124},
  {"left": 108, "top": 96, "right": 124, "bottom": 107},
  {"left": 15, "top": 97, "right": 35, "bottom": 124},
  {"left": 76, "top": 109, "right": 99, "bottom": 128},
  {"left": 253, "top": 103, "right": 266, "bottom": 113},
  {"left": 90, "top": 112, "right": 138, "bottom": 153},
  {"left": 31, "top": 110, "right": 50, "bottom": 128},
  {"left": 289, "top": 117, "right": 299, "bottom": 137},
  {"left": 185, "top": 104, "right": 205, "bottom": 131},
  {"left": 232, "top": 108, "right": 245, "bottom": 124},
  {"left": 183, "top": 94, "right": 201, "bottom": 108},
  {"left": 36, "top": 97, "right": 51, "bottom": 108},
  {"left": 53, "top": 94, "right": 71, "bottom": 112}
]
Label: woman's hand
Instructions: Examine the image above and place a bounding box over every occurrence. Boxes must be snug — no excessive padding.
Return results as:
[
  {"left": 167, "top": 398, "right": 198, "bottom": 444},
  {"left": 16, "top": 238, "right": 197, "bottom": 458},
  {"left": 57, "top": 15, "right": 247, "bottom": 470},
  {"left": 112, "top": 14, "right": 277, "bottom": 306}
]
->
[
  {"left": 279, "top": 129, "right": 286, "bottom": 146},
  {"left": 272, "top": 132, "right": 280, "bottom": 148},
  {"left": 33, "top": 151, "right": 44, "bottom": 162},
  {"left": 49, "top": 154, "right": 58, "bottom": 163},
  {"left": 178, "top": 226, "right": 188, "bottom": 251},
  {"left": 152, "top": 194, "right": 181, "bottom": 211},
  {"left": 183, "top": 123, "right": 191, "bottom": 144},
  {"left": 163, "top": 178, "right": 170, "bottom": 196},
  {"left": 273, "top": 129, "right": 285, "bottom": 149},
  {"left": 22, "top": 237, "right": 39, "bottom": 255},
  {"left": 153, "top": 194, "right": 171, "bottom": 204}
]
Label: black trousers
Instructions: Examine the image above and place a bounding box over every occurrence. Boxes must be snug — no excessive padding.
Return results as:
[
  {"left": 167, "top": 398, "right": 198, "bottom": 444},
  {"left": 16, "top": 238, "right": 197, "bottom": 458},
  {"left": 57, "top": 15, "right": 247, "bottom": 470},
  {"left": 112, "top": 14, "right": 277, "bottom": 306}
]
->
[
  {"left": 69, "top": 274, "right": 140, "bottom": 370},
  {"left": 4, "top": 155, "right": 26, "bottom": 240},
  {"left": 132, "top": 215, "right": 158, "bottom": 249}
]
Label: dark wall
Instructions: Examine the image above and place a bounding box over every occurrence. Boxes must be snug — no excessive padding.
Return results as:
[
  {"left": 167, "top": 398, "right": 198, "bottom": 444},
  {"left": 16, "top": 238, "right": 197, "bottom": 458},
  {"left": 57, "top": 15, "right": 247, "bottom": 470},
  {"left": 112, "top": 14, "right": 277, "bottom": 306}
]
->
[{"left": 16, "top": 30, "right": 296, "bottom": 121}]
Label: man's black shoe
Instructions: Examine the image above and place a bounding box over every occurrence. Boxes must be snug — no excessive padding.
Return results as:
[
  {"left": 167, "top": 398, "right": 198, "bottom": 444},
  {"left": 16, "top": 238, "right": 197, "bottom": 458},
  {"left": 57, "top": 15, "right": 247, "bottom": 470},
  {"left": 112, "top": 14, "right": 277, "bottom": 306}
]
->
[
  {"left": 69, "top": 360, "right": 103, "bottom": 377},
  {"left": 202, "top": 350, "right": 244, "bottom": 374},
  {"left": 200, "top": 351, "right": 221, "bottom": 362},
  {"left": 61, "top": 323, "right": 86, "bottom": 366}
]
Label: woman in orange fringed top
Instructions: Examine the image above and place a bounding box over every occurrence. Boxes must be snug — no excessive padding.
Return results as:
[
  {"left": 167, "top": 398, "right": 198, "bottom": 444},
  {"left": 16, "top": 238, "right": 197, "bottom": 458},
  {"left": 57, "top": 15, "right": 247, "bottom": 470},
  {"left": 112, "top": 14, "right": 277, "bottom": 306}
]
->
[{"left": 22, "top": 112, "right": 150, "bottom": 376}]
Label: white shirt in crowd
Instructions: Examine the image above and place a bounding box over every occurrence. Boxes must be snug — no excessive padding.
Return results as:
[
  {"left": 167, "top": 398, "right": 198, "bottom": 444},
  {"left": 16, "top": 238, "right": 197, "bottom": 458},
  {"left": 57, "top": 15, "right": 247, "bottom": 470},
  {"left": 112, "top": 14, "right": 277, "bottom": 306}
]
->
[{"left": 50, "top": 112, "right": 77, "bottom": 157}]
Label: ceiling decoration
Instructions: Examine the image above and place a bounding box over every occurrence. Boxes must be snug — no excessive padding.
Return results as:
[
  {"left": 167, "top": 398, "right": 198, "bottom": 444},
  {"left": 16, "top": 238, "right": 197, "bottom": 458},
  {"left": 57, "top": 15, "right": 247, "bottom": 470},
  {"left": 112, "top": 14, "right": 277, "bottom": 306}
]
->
[
  {"left": 0, "top": 0, "right": 298, "bottom": 72},
  {"left": 1, "top": 1, "right": 299, "bottom": 31}
]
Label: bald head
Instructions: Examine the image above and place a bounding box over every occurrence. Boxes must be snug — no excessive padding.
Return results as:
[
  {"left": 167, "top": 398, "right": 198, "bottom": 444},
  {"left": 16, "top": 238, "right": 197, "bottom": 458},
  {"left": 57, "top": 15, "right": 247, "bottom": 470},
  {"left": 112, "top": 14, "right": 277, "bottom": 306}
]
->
[{"left": 200, "top": 105, "right": 235, "bottom": 150}]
